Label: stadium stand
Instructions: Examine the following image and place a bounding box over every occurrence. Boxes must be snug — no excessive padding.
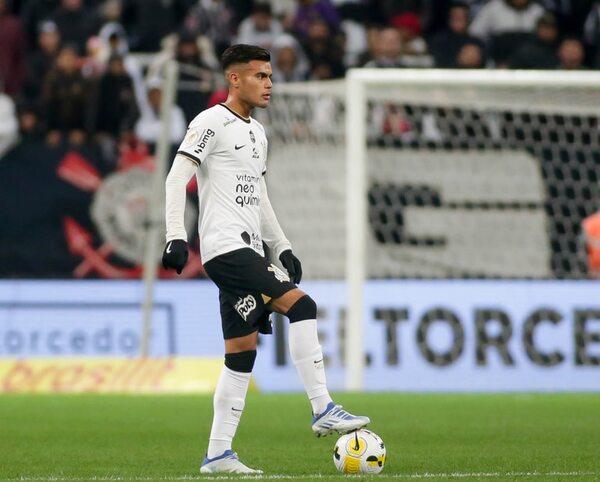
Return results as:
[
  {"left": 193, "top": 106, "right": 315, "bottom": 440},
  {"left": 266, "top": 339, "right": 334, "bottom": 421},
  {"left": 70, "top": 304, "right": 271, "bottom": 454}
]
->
[{"left": 0, "top": 0, "right": 599, "bottom": 278}]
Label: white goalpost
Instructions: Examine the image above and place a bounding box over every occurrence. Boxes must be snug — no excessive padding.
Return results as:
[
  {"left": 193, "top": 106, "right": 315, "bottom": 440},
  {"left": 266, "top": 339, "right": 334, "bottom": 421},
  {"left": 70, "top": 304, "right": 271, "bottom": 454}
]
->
[{"left": 265, "top": 69, "right": 600, "bottom": 390}]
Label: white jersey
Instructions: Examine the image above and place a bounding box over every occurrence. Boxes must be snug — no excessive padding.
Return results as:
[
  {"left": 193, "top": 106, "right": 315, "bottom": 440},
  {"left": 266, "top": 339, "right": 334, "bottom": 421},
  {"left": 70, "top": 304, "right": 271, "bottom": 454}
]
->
[{"left": 176, "top": 104, "right": 268, "bottom": 263}]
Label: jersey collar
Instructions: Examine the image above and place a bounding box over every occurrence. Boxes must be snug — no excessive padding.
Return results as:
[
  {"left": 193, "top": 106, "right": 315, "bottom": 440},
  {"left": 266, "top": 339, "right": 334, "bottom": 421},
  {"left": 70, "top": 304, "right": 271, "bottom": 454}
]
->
[{"left": 219, "top": 103, "right": 251, "bottom": 124}]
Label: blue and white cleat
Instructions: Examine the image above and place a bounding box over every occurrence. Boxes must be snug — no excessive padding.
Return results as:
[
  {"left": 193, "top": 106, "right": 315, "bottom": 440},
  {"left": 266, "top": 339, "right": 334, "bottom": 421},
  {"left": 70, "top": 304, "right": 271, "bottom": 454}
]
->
[
  {"left": 200, "top": 450, "right": 263, "bottom": 474},
  {"left": 311, "top": 402, "right": 370, "bottom": 437}
]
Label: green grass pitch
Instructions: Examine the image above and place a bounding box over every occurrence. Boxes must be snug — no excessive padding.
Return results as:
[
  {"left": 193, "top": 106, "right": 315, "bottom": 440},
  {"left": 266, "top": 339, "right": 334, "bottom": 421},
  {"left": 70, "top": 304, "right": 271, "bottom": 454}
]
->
[{"left": 1, "top": 393, "right": 599, "bottom": 481}]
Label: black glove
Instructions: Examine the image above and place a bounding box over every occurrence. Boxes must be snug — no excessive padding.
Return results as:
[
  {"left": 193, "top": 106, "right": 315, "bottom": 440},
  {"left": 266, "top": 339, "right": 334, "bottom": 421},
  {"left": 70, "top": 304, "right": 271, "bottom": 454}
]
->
[
  {"left": 279, "top": 249, "right": 302, "bottom": 284},
  {"left": 162, "top": 239, "right": 189, "bottom": 274}
]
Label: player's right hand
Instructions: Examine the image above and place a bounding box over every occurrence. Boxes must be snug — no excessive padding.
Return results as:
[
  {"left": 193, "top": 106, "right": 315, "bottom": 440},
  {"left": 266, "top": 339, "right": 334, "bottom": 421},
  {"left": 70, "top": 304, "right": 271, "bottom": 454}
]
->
[{"left": 162, "top": 239, "right": 189, "bottom": 274}]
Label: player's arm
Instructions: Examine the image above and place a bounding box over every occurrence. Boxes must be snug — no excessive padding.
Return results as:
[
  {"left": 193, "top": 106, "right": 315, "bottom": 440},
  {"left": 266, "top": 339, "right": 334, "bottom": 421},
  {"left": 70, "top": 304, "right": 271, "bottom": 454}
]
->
[
  {"left": 162, "top": 154, "right": 197, "bottom": 274},
  {"left": 260, "top": 177, "right": 302, "bottom": 283}
]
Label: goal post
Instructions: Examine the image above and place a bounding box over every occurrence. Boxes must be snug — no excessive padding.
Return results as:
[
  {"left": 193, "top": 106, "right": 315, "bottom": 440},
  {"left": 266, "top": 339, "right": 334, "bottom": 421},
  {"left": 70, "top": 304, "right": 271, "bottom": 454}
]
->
[{"left": 265, "top": 69, "right": 600, "bottom": 390}]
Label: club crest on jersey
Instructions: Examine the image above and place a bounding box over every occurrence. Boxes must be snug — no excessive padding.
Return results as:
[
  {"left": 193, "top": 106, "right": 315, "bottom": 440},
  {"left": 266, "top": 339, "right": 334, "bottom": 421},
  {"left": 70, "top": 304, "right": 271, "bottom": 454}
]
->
[
  {"left": 234, "top": 295, "right": 257, "bottom": 321},
  {"left": 268, "top": 264, "right": 290, "bottom": 283},
  {"left": 249, "top": 130, "right": 256, "bottom": 143}
]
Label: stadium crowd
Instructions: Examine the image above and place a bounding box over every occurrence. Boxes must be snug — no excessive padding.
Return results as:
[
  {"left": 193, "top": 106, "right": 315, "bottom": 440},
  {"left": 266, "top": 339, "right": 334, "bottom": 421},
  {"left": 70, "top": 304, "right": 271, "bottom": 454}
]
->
[{"left": 0, "top": 0, "right": 600, "bottom": 160}]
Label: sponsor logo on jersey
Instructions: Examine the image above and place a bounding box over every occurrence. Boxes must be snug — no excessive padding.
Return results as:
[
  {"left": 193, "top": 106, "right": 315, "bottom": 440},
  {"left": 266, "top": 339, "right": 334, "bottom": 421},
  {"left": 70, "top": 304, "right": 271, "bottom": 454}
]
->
[
  {"left": 249, "top": 130, "right": 256, "bottom": 143},
  {"left": 235, "top": 173, "right": 260, "bottom": 208},
  {"left": 193, "top": 128, "right": 215, "bottom": 155},
  {"left": 234, "top": 295, "right": 257, "bottom": 321},
  {"left": 268, "top": 264, "right": 290, "bottom": 283},
  {"left": 223, "top": 117, "right": 237, "bottom": 127}
]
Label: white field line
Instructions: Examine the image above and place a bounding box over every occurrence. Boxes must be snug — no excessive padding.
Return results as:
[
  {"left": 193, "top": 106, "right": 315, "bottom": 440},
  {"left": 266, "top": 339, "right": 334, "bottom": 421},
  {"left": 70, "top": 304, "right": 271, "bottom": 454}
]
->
[{"left": 6, "top": 471, "right": 598, "bottom": 481}]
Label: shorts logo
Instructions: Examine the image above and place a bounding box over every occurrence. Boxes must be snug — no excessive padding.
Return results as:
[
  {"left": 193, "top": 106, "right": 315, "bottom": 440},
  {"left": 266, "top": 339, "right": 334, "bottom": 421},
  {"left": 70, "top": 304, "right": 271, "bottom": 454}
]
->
[
  {"left": 268, "top": 264, "right": 290, "bottom": 283},
  {"left": 234, "top": 295, "right": 257, "bottom": 321}
]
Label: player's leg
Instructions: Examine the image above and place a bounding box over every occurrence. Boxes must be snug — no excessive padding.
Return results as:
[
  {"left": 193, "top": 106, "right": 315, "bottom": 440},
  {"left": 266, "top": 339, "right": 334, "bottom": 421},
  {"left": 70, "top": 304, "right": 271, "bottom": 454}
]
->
[
  {"left": 200, "top": 286, "right": 263, "bottom": 474},
  {"left": 270, "top": 289, "right": 370, "bottom": 437},
  {"left": 206, "top": 331, "right": 257, "bottom": 458}
]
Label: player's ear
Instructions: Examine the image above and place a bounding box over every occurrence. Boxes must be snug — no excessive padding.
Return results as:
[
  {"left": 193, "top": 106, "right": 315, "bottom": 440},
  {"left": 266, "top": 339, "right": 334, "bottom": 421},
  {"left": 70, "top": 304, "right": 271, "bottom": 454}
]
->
[{"left": 226, "top": 69, "right": 240, "bottom": 89}]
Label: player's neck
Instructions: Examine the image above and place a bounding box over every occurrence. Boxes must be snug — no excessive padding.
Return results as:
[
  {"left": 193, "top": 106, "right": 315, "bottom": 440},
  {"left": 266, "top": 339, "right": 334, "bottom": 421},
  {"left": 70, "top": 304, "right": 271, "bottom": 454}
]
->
[{"left": 223, "top": 97, "right": 252, "bottom": 121}]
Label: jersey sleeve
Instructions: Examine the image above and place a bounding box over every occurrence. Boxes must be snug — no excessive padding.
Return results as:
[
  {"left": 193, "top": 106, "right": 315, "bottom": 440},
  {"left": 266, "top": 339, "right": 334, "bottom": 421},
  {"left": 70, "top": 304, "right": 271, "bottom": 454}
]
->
[
  {"left": 176, "top": 111, "right": 218, "bottom": 165},
  {"left": 256, "top": 121, "right": 268, "bottom": 175}
]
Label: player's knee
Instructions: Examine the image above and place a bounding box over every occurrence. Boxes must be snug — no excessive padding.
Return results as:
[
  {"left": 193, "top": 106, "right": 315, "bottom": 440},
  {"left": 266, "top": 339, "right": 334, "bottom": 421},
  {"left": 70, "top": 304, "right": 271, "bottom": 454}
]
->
[
  {"left": 224, "top": 350, "right": 257, "bottom": 373},
  {"left": 286, "top": 295, "right": 317, "bottom": 323}
]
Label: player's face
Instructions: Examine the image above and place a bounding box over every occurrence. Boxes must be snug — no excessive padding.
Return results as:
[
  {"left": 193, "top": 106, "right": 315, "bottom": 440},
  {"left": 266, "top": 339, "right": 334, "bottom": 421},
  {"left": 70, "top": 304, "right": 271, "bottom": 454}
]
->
[{"left": 237, "top": 60, "right": 273, "bottom": 109}]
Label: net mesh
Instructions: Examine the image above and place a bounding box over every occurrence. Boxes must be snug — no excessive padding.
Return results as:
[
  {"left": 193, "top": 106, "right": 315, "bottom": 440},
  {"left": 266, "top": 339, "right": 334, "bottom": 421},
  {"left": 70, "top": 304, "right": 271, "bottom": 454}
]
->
[{"left": 259, "top": 74, "right": 600, "bottom": 280}]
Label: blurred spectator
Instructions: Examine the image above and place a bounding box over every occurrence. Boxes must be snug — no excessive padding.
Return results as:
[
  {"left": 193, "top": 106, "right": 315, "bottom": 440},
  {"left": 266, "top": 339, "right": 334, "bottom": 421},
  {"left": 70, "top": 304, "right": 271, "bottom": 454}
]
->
[
  {"left": 81, "top": 36, "right": 107, "bottom": 79},
  {"left": 584, "top": 2, "right": 600, "bottom": 68},
  {"left": 356, "top": 25, "right": 381, "bottom": 66},
  {"left": 470, "top": 0, "right": 546, "bottom": 64},
  {"left": 97, "top": 23, "right": 146, "bottom": 118},
  {"left": 21, "top": 0, "right": 60, "bottom": 49},
  {"left": 429, "top": 3, "right": 485, "bottom": 68},
  {"left": 541, "top": 0, "right": 596, "bottom": 36},
  {"left": 271, "top": 33, "right": 310, "bottom": 82},
  {"left": 41, "top": 45, "right": 92, "bottom": 146},
  {"left": 508, "top": 12, "right": 559, "bottom": 69},
  {"left": 226, "top": 0, "right": 254, "bottom": 29},
  {"left": 93, "top": 54, "right": 138, "bottom": 140},
  {"left": 184, "top": 0, "right": 235, "bottom": 56},
  {"left": 470, "top": 0, "right": 546, "bottom": 41},
  {"left": 363, "top": 27, "right": 404, "bottom": 68},
  {"left": 302, "top": 18, "right": 346, "bottom": 78},
  {"left": 49, "top": 0, "right": 99, "bottom": 54},
  {"left": 123, "top": 0, "right": 190, "bottom": 52},
  {"left": 174, "top": 31, "right": 219, "bottom": 122},
  {"left": 98, "top": 0, "right": 124, "bottom": 31},
  {"left": 0, "top": 0, "right": 26, "bottom": 96},
  {"left": 339, "top": 16, "right": 368, "bottom": 67},
  {"left": 292, "top": 0, "right": 341, "bottom": 39},
  {"left": 16, "top": 101, "right": 44, "bottom": 144},
  {"left": 236, "top": 3, "right": 283, "bottom": 50},
  {"left": 390, "top": 12, "right": 432, "bottom": 67},
  {"left": 148, "top": 30, "right": 219, "bottom": 123},
  {"left": 207, "top": 88, "right": 228, "bottom": 108},
  {"left": 371, "top": 0, "right": 439, "bottom": 33},
  {"left": 558, "top": 37, "right": 586, "bottom": 69},
  {"left": 456, "top": 42, "right": 485, "bottom": 68},
  {"left": 134, "top": 79, "right": 186, "bottom": 150},
  {"left": 23, "top": 20, "right": 61, "bottom": 101},
  {"left": 0, "top": 89, "right": 18, "bottom": 158}
]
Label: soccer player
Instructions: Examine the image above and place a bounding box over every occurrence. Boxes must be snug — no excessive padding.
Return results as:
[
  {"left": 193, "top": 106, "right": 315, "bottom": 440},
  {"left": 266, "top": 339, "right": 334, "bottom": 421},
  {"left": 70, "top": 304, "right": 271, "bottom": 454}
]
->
[{"left": 162, "top": 44, "right": 370, "bottom": 474}]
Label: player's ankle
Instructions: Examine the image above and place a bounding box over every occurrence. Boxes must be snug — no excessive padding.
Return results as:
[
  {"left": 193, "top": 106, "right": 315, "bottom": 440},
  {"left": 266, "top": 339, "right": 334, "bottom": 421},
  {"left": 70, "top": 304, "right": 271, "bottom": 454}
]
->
[
  {"left": 207, "top": 441, "right": 231, "bottom": 459},
  {"left": 311, "top": 395, "right": 333, "bottom": 415}
]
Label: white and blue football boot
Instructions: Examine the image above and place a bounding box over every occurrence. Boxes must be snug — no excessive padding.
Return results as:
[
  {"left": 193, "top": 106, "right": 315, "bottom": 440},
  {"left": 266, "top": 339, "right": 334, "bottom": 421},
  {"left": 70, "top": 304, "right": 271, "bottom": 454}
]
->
[
  {"left": 200, "top": 450, "right": 263, "bottom": 474},
  {"left": 311, "top": 402, "right": 370, "bottom": 437}
]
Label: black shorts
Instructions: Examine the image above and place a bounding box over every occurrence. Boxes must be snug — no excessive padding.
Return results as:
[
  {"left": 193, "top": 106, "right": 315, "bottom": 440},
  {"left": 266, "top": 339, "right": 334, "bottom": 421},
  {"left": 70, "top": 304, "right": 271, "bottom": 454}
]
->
[{"left": 203, "top": 248, "right": 297, "bottom": 339}]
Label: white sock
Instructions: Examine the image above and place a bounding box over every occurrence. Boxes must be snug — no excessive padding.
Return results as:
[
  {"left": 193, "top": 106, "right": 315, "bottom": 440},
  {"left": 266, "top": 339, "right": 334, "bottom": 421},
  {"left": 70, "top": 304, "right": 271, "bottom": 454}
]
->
[
  {"left": 288, "top": 319, "right": 333, "bottom": 415},
  {"left": 206, "top": 366, "right": 251, "bottom": 458}
]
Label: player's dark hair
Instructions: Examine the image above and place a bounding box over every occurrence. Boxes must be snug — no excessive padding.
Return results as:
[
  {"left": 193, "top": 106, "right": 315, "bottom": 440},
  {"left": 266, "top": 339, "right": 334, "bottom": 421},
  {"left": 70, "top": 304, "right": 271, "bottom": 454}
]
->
[{"left": 221, "top": 44, "right": 271, "bottom": 72}]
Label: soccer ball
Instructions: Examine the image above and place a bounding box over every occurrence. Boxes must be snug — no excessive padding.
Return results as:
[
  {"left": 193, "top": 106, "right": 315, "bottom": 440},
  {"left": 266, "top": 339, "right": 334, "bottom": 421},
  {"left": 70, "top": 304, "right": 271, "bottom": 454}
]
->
[{"left": 332, "top": 429, "right": 386, "bottom": 475}]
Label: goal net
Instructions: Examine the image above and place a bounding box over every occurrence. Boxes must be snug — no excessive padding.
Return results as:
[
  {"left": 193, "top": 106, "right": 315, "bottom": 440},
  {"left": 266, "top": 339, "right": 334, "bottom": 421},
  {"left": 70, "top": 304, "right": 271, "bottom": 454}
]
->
[
  {"left": 259, "top": 70, "right": 600, "bottom": 389},
  {"left": 261, "top": 70, "right": 600, "bottom": 281}
]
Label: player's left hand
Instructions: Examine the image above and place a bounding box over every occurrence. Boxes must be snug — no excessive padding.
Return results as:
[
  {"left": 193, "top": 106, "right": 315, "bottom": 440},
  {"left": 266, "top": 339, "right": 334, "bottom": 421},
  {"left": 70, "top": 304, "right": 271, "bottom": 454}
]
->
[{"left": 279, "top": 250, "right": 302, "bottom": 284}]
